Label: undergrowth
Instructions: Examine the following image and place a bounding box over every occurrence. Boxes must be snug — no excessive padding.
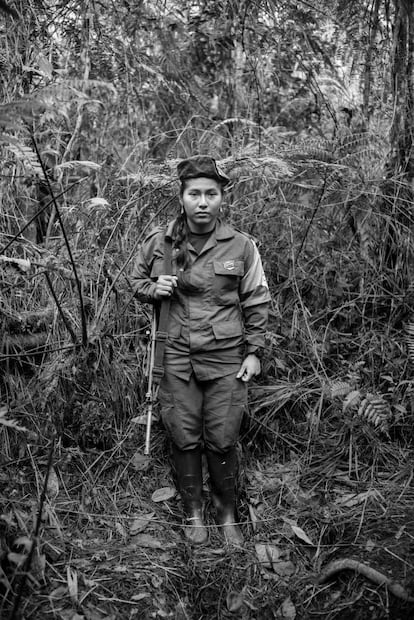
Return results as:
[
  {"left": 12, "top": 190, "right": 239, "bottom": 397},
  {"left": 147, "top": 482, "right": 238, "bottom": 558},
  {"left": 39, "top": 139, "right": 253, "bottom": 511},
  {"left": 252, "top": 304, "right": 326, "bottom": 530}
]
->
[{"left": 2, "top": 88, "right": 414, "bottom": 620}]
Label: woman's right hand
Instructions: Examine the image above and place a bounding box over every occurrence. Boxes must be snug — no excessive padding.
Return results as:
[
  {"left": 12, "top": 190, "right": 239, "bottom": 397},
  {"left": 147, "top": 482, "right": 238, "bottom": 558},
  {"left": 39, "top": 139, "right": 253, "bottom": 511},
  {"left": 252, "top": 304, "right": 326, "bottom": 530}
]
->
[{"left": 154, "top": 275, "right": 178, "bottom": 299}]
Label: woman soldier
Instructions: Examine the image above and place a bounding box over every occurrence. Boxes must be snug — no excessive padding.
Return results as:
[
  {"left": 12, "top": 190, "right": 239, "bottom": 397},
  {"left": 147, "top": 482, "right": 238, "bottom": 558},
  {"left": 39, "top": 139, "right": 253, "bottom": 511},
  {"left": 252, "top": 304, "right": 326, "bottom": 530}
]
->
[{"left": 132, "top": 155, "right": 270, "bottom": 545}]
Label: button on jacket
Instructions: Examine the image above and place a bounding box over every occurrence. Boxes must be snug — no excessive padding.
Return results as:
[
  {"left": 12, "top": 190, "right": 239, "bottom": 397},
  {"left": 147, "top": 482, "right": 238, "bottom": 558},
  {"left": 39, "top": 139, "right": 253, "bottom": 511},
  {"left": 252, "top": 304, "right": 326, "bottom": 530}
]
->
[{"left": 131, "top": 218, "right": 270, "bottom": 381}]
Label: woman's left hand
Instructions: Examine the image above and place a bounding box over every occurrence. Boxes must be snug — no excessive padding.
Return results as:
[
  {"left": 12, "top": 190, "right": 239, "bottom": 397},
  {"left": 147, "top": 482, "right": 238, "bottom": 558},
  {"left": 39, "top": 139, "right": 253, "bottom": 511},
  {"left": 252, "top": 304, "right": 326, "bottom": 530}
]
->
[{"left": 236, "top": 354, "right": 261, "bottom": 383}]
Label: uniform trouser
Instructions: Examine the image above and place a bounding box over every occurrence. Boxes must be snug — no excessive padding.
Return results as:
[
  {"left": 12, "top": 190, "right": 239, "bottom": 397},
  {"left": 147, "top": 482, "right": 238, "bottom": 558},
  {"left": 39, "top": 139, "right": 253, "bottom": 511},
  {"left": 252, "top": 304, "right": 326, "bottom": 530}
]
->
[{"left": 158, "top": 369, "right": 247, "bottom": 452}]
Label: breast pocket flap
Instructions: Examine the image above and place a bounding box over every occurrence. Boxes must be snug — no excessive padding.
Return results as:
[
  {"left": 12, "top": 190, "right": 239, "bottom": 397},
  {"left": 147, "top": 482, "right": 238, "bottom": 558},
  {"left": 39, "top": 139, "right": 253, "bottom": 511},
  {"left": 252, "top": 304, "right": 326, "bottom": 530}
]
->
[{"left": 213, "top": 260, "right": 244, "bottom": 276}]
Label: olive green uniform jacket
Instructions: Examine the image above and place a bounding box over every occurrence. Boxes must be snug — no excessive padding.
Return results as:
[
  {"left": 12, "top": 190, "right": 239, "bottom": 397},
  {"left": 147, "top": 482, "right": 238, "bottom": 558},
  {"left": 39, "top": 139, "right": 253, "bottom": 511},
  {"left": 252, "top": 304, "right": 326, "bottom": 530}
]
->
[{"left": 131, "top": 219, "right": 270, "bottom": 381}]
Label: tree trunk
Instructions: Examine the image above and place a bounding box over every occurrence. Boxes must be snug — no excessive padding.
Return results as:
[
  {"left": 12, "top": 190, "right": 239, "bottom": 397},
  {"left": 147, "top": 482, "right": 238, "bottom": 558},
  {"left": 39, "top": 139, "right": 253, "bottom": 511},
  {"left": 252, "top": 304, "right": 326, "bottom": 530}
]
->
[
  {"left": 378, "top": 0, "right": 414, "bottom": 277},
  {"left": 362, "top": 0, "right": 381, "bottom": 117},
  {"left": 387, "top": 0, "right": 414, "bottom": 180}
]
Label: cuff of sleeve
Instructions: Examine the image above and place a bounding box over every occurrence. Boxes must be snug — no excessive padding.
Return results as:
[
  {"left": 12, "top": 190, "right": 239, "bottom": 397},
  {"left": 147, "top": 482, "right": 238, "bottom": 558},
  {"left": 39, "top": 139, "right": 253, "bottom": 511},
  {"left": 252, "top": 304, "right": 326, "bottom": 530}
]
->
[{"left": 247, "top": 346, "right": 264, "bottom": 359}]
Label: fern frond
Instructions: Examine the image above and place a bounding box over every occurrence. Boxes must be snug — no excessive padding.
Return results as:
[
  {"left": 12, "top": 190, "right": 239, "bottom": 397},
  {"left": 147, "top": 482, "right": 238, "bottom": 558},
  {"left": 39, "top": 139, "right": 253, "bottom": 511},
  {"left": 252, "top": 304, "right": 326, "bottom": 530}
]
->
[
  {"left": 343, "top": 389, "right": 362, "bottom": 412},
  {"left": 60, "top": 78, "right": 117, "bottom": 96},
  {"left": 54, "top": 160, "right": 102, "bottom": 173},
  {"left": 357, "top": 393, "right": 391, "bottom": 434},
  {"left": 335, "top": 149, "right": 379, "bottom": 169},
  {"left": 3, "top": 135, "right": 44, "bottom": 178},
  {"left": 0, "top": 99, "right": 43, "bottom": 126},
  {"left": 405, "top": 322, "right": 414, "bottom": 364},
  {"left": 324, "top": 381, "right": 354, "bottom": 400},
  {"left": 203, "top": 155, "right": 292, "bottom": 181},
  {"left": 340, "top": 388, "right": 391, "bottom": 433},
  {"left": 324, "top": 169, "right": 345, "bottom": 196},
  {"left": 282, "top": 139, "right": 334, "bottom": 163},
  {"left": 334, "top": 132, "right": 381, "bottom": 155}
]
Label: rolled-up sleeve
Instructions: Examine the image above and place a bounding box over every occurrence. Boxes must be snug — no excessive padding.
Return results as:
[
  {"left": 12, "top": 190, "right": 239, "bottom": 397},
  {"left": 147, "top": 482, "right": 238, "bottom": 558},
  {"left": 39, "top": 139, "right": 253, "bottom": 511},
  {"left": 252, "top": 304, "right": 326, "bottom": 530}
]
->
[{"left": 240, "top": 239, "right": 270, "bottom": 354}]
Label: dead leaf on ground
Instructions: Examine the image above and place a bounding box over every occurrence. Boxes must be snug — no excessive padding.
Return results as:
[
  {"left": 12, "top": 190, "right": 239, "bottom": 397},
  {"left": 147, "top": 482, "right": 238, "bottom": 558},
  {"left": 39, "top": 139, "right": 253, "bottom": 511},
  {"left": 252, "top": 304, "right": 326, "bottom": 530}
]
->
[
  {"left": 291, "top": 524, "right": 314, "bottom": 546},
  {"left": 133, "top": 533, "right": 164, "bottom": 548},
  {"left": 115, "top": 521, "right": 127, "bottom": 537},
  {"left": 334, "top": 489, "right": 378, "bottom": 507},
  {"left": 226, "top": 590, "right": 245, "bottom": 612},
  {"left": 255, "top": 543, "right": 281, "bottom": 570},
  {"left": 49, "top": 585, "right": 67, "bottom": 600},
  {"left": 131, "top": 452, "right": 151, "bottom": 471},
  {"left": 130, "top": 512, "right": 155, "bottom": 535},
  {"left": 151, "top": 486, "right": 176, "bottom": 502},
  {"left": 272, "top": 560, "right": 296, "bottom": 578},
  {"left": 46, "top": 466, "right": 60, "bottom": 499},
  {"left": 278, "top": 595, "right": 296, "bottom": 619}
]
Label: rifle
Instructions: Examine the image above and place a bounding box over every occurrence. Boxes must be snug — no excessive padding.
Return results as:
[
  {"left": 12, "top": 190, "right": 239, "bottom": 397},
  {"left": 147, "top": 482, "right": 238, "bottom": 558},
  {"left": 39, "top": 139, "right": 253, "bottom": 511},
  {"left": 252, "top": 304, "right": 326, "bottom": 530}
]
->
[{"left": 143, "top": 236, "right": 172, "bottom": 455}]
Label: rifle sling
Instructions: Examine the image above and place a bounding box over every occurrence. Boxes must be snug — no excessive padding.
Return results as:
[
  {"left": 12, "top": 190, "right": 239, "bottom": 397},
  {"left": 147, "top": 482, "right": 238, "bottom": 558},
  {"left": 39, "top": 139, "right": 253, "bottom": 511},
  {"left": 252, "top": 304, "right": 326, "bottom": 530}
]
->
[{"left": 152, "top": 235, "right": 173, "bottom": 386}]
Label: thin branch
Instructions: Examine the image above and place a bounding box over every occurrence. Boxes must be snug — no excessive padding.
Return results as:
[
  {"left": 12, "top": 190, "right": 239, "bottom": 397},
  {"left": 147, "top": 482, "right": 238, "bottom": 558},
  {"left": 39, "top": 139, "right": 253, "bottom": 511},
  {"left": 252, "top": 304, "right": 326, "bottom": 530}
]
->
[
  {"left": 30, "top": 135, "right": 88, "bottom": 347},
  {"left": 94, "top": 196, "right": 176, "bottom": 324},
  {"left": 0, "top": 181, "right": 82, "bottom": 255}
]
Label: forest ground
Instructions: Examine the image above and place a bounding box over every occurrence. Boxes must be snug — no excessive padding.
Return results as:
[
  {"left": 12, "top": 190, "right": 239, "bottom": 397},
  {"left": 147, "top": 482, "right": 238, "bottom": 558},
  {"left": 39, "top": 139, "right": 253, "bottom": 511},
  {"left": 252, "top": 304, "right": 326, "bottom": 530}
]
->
[{"left": 2, "top": 402, "right": 414, "bottom": 620}]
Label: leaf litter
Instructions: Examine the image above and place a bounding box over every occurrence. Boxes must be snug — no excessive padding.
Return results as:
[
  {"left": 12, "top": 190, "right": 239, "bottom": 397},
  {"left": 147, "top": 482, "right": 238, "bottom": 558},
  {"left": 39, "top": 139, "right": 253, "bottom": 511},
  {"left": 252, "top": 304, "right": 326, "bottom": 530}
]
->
[{"left": 2, "top": 418, "right": 414, "bottom": 619}]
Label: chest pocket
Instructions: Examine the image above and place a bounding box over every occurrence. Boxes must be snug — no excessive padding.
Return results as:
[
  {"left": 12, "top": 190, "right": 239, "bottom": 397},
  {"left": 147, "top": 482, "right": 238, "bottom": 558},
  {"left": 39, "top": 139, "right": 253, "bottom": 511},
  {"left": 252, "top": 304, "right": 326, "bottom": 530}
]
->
[{"left": 213, "top": 259, "right": 244, "bottom": 303}]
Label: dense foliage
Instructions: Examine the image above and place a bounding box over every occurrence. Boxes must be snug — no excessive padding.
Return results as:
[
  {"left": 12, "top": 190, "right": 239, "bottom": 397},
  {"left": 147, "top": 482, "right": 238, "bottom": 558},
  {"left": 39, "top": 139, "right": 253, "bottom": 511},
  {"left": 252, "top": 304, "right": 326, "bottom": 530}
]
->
[{"left": 1, "top": 1, "right": 414, "bottom": 618}]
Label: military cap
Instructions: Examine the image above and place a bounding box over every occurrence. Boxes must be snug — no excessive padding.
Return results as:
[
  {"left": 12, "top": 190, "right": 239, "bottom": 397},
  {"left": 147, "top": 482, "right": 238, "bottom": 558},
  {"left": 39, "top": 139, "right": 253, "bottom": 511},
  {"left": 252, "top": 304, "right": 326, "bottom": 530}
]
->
[{"left": 177, "top": 155, "right": 230, "bottom": 186}]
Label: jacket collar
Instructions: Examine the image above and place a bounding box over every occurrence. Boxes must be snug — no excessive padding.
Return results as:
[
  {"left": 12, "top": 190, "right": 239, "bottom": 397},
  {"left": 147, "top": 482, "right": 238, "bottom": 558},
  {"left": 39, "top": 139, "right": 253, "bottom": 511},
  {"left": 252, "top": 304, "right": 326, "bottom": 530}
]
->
[
  {"left": 215, "top": 219, "right": 235, "bottom": 240},
  {"left": 165, "top": 218, "right": 235, "bottom": 241}
]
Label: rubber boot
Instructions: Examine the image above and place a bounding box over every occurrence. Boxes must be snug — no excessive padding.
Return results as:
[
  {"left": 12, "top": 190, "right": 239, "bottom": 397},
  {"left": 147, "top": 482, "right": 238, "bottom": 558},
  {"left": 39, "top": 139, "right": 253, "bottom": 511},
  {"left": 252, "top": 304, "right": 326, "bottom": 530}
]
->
[
  {"left": 206, "top": 448, "right": 244, "bottom": 545},
  {"left": 171, "top": 445, "right": 208, "bottom": 544}
]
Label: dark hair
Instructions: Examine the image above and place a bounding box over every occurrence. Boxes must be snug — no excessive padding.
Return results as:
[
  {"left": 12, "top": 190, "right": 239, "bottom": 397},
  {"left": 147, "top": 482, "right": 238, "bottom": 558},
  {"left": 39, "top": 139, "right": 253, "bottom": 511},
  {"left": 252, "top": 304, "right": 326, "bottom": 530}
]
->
[
  {"left": 172, "top": 210, "right": 191, "bottom": 270},
  {"left": 172, "top": 178, "right": 224, "bottom": 270}
]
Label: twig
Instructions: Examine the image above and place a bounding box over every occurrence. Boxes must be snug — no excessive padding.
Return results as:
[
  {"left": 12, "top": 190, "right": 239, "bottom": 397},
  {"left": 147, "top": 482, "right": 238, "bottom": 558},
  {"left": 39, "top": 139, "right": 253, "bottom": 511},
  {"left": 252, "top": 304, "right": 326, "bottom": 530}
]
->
[{"left": 317, "top": 558, "right": 414, "bottom": 602}]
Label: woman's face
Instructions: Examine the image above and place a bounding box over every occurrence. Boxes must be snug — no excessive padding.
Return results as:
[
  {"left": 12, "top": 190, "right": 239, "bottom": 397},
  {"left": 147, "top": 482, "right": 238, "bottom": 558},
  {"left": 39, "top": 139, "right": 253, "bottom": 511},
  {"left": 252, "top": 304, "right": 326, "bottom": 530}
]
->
[{"left": 181, "top": 177, "right": 223, "bottom": 233}]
